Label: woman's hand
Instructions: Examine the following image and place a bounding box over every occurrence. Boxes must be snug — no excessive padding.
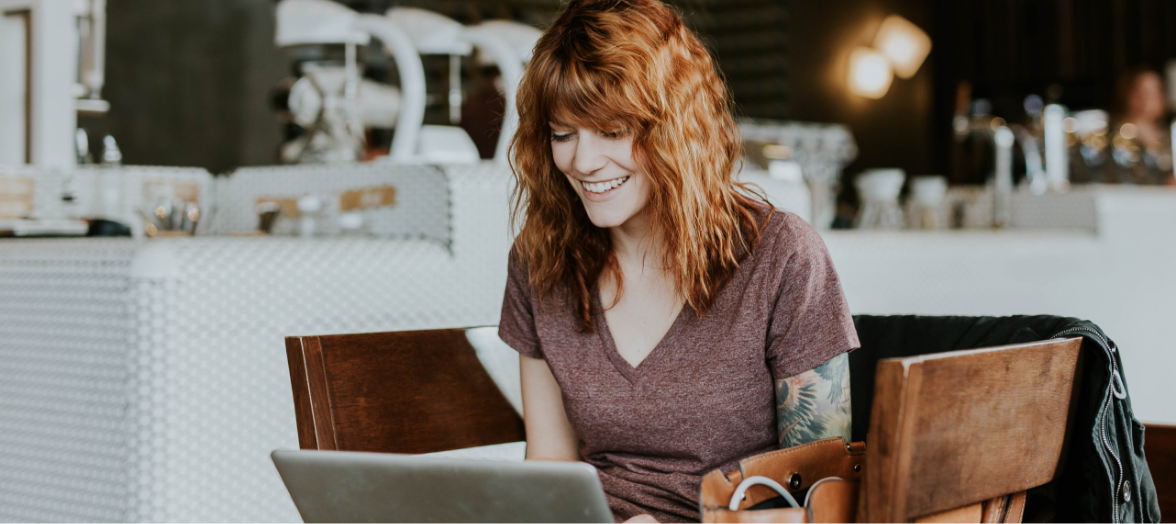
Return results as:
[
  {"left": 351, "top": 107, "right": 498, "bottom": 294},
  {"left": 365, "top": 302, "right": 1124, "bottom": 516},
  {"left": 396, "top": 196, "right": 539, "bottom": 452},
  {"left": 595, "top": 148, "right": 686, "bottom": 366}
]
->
[{"left": 623, "top": 514, "right": 659, "bottom": 523}]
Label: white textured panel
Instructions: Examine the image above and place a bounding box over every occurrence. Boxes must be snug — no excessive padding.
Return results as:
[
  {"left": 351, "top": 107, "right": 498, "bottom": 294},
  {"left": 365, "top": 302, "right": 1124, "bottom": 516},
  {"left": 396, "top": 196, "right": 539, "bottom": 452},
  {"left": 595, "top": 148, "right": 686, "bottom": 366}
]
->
[
  {"left": 466, "top": 327, "right": 522, "bottom": 416},
  {"left": 0, "top": 240, "right": 138, "bottom": 522},
  {"left": 129, "top": 237, "right": 470, "bottom": 522},
  {"left": 132, "top": 164, "right": 514, "bottom": 522}
]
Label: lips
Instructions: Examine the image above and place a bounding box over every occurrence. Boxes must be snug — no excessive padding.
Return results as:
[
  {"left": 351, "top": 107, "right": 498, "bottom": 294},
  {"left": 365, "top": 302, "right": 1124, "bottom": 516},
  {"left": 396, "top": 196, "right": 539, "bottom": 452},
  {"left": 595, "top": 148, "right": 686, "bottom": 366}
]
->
[{"left": 581, "top": 176, "right": 630, "bottom": 194}]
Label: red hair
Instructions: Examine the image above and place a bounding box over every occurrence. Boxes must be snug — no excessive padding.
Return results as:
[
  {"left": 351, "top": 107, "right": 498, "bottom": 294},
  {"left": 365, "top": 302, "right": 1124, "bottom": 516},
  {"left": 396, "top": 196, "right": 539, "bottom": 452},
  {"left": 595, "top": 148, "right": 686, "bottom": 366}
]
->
[{"left": 510, "top": 0, "right": 766, "bottom": 331}]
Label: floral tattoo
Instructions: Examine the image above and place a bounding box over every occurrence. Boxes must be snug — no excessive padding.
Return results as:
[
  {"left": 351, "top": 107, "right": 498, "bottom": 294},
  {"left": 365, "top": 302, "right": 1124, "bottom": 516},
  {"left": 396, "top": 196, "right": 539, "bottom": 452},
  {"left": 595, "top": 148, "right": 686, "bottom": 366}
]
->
[{"left": 775, "top": 353, "right": 852, "bottom": 449}]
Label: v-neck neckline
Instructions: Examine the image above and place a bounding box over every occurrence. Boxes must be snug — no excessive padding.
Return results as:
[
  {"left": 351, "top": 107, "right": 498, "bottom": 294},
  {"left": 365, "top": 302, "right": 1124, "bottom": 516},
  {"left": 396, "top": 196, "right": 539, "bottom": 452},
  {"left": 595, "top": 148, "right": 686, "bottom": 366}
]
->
[{"left": 593, "top": 290, "right": 690, "bottom": 384}]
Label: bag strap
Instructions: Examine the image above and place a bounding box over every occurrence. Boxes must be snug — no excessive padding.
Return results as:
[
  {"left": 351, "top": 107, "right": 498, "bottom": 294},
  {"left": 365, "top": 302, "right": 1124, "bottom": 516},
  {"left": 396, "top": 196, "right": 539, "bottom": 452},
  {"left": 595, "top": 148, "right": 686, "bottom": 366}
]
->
[
  {"left": 729, "top": 476, "right": 800, "bottom": 510},
  {"left": 700, "top": 437, "right": 865, "bottom": 512}
]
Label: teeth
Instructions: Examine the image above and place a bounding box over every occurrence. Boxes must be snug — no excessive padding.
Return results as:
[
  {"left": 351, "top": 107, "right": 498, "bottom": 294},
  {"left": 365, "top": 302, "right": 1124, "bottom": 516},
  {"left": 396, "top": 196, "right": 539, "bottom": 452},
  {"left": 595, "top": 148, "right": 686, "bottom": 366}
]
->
[{"left": 583, "top": 176, "right": 629, "bottom": 194}]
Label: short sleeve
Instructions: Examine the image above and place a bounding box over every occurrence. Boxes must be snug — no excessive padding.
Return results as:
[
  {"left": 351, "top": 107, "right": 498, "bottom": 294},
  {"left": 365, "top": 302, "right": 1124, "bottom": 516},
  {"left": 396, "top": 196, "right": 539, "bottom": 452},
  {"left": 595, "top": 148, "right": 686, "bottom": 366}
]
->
[
  {"left": 498, "top": 246, "right": 545, "bottom": 359},
  {"left": 765, "top": 215, "right": 860, "bottom": 379}
]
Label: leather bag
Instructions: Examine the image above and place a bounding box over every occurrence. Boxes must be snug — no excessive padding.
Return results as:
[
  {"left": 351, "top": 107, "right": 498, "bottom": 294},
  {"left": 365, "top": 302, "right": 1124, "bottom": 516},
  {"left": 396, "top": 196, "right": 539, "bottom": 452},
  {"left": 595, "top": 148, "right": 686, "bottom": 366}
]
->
[{"left": 699, "top": 437, "right": 864, "bottom": 523}]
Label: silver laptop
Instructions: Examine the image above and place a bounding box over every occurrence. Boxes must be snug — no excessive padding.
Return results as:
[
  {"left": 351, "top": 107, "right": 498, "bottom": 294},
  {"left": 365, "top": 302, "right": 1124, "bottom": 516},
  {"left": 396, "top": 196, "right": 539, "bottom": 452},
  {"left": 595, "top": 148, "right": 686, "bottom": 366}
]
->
[{"left": 271, "top": 449, "right": 613, "bottom": 523}]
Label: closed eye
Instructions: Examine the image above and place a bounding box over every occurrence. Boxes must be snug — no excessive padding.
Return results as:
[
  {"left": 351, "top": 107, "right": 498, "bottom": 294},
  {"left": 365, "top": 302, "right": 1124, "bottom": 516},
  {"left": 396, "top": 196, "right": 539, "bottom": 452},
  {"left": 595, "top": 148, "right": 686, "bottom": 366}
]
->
[{"left": 551, "top": 132, "right": 575, "bottom": 143}]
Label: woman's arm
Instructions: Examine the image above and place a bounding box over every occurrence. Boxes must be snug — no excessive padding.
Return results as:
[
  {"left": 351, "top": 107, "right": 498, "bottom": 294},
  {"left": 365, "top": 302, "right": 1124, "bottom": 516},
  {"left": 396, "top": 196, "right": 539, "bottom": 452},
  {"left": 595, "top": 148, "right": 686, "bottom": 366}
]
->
[
  {"left": 775, "top": 353, "right": 852, "bottom": 448},
  {"left": 520, "top": 354, "right": 581, "bottom": 461}
]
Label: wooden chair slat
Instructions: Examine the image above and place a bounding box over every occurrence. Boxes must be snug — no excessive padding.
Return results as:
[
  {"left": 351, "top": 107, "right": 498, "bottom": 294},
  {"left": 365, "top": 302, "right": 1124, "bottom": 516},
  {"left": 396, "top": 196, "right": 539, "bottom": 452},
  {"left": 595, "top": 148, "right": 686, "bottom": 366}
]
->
[{"left": 285, "top": 328, "right": 525, "bottom": 455}]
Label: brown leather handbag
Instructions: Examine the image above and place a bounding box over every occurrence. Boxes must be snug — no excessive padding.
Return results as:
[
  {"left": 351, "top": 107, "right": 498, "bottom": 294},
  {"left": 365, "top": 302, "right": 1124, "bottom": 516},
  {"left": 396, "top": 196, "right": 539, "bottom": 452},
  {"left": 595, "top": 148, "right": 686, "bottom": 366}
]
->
[{"left": 699, "top": 437, "right": 864, "bottom": 523}]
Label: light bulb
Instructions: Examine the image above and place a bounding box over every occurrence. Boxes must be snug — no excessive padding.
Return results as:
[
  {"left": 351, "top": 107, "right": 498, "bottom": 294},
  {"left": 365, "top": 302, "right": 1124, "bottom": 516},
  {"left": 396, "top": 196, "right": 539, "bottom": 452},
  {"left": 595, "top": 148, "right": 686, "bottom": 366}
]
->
[
  {"left": 847, "top": 47, "right": 893, "bottom": 99},
  {"left": 873, "top": 15, "right": 931, "bottom": 79}
]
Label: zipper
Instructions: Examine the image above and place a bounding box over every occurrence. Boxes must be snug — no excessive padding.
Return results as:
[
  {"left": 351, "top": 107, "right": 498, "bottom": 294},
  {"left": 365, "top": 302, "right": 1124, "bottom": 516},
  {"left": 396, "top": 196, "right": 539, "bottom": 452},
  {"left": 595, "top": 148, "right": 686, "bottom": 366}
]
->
[
  {"left": 1099, "top": 385, "right": 1123, "bottom": 523},
  {"left": 1052, "top": 326, "right": 1123, "bottom": 523},
  {"left": 1052, "top": 326, "right": 1112, "bottom": 353}
]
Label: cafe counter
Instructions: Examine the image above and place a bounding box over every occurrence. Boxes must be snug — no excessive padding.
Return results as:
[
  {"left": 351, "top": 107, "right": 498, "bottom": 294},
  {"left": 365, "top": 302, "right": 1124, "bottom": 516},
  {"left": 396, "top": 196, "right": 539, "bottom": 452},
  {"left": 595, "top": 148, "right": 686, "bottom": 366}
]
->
[
  {"left": 824, "top": 185, "right": 1176, "bottom": 428},
  {"left": 0, "top": 164, "right": 517, "bottom": 522}
]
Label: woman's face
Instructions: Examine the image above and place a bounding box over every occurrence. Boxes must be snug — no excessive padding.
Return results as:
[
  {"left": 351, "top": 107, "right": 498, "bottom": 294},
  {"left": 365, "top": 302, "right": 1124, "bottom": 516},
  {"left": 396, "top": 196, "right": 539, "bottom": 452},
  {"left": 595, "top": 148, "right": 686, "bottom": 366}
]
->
[{"left": 549, "top": 122, "right": 651, "bottom": 230}]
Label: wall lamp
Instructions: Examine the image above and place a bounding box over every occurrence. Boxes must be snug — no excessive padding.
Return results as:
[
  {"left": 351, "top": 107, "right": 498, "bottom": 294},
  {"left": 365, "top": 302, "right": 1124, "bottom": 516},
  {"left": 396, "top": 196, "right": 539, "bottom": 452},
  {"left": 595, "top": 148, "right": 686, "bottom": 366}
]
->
[{"left": 847, "top": 15, "right": 931, "bottom": 99}]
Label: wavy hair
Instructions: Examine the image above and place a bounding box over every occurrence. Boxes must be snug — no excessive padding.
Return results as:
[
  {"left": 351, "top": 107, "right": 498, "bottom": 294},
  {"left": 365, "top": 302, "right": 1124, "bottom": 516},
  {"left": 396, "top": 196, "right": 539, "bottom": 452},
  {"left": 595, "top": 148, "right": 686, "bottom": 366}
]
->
[{"left": 510, "top": 0, "right": 766, "bottom": 332}]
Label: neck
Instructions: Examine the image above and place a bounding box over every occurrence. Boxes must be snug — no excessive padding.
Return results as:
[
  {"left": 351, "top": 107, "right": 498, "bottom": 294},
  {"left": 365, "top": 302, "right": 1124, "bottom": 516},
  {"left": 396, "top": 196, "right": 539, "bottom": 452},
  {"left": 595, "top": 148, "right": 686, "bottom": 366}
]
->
[{"left": 609, "top": 210, "right": 657, "bottom": 268}]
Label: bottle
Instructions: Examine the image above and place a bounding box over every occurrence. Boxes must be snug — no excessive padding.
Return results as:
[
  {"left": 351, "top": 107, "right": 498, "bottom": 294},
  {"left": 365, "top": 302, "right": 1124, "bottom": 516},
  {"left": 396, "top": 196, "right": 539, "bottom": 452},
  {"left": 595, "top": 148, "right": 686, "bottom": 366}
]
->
[{"left": 101, "top": 135, "right": 122, "bottom": 165}]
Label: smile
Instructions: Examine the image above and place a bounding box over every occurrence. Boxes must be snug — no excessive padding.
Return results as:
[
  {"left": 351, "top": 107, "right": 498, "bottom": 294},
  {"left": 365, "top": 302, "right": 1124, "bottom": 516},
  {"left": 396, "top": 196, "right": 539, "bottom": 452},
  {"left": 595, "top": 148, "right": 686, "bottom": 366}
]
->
[{"left": 581, "top": 176, "right": 630, "bottom": 194}]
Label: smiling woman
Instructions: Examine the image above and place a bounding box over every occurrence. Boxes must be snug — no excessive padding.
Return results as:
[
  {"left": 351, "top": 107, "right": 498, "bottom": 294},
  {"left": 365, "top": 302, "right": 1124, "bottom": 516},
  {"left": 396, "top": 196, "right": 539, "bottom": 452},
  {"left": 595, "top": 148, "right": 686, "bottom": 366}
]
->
[
  {"left": 509, "top": 0, "right": 759, "bottom": 334},
  {"left": 498, "top": 1, "right": 859, "bottom": 522}
]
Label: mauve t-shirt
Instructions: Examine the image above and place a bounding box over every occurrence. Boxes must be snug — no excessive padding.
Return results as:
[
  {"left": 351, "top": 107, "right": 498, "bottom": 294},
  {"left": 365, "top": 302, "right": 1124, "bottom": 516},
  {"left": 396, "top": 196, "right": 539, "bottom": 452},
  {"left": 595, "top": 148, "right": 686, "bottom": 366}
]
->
[{"left": 497, "top": 209, "right": 859, "bottom": 523}]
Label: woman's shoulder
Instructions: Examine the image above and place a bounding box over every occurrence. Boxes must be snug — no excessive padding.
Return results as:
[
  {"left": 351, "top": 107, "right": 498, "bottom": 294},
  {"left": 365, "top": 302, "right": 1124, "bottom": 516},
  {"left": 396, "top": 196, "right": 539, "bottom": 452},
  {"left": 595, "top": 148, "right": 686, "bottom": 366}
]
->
[
  {"left": 506, "top": 243, "right": 534, "bottom": 291},
  {"left": 754, "top": 205, "right": 827, "bottom": 255}
]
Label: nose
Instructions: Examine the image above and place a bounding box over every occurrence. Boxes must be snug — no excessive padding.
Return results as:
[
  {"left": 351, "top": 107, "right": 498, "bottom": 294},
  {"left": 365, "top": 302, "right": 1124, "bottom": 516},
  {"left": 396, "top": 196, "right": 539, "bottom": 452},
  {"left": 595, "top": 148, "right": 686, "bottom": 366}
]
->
[{"left": 571, "top": 130, "right": 608, "bottom": 176}]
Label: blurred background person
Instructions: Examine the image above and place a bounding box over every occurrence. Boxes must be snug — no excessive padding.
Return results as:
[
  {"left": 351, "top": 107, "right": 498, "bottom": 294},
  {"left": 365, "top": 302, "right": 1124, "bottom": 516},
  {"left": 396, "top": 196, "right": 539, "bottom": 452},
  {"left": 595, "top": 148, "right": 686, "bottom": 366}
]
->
[
  {"left": 1107, "top": 67, "right": 1174, "bottom": 185},
  {"left": 461, "top": 65, "right": 506, "bottom": 160}
]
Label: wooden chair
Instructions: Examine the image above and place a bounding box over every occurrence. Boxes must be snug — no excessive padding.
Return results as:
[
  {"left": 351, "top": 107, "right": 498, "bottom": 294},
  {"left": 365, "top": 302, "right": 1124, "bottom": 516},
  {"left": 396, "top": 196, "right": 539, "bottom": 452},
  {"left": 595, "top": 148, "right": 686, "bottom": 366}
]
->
[
  {"left": 284, "top": 328, "right": 525, "bottom": 454},
  {"left": 1144, "top": 423, "right": 1176, "bottom": 523},
  {"left": 858, "top": 337, "right": 1084, "bottom": 523}
]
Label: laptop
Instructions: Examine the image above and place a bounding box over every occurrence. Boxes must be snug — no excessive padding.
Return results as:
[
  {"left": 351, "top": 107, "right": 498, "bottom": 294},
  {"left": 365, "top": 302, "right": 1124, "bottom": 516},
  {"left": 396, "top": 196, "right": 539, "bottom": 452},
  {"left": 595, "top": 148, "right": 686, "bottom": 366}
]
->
[{"left": 271, "top": 449, "right": 614, "bottom": 523}]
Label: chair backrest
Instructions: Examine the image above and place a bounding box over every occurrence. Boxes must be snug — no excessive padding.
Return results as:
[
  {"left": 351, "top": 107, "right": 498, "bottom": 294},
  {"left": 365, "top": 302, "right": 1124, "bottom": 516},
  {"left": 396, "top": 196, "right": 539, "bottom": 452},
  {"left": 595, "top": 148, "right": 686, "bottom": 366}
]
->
[
  {"left": 284, "top": 328, "right": 525, "bottom": 454},
  {"left": 860, "top": 337, "right": 1083, "bottom": 522}
]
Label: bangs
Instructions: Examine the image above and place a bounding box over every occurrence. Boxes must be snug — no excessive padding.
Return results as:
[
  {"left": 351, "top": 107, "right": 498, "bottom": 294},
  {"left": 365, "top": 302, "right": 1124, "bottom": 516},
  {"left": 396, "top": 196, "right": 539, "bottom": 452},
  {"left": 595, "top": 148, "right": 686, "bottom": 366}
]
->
[{"left": 539, "top": 57, "right": 647, "bottom": 133}]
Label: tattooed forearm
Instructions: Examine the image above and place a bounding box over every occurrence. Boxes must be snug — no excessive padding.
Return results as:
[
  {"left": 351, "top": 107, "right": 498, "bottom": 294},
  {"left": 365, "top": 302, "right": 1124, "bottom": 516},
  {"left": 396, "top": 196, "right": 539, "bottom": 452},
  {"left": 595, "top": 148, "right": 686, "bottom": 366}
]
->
[{"left": 775, "top": 353, "right": 852, "bottom": 449}]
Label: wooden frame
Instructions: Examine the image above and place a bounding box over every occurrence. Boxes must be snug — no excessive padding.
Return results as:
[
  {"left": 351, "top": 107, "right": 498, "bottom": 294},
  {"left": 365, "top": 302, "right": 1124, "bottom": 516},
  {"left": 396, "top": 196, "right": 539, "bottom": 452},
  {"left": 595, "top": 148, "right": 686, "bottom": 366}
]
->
[
  {"left": 285, "top": 328, "right": 525, "bottom": 454},
  {"left": 1145, "top": 424, "right": 1176, "bottom": 523},
  {"left": 860, "top": 337, "right": 1084, "bottom": 522}
]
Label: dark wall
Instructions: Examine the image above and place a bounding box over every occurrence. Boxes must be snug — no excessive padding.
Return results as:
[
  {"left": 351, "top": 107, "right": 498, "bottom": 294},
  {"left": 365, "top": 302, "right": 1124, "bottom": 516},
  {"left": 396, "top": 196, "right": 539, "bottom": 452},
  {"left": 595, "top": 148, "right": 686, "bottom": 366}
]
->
[
  {"left": 932, "top": 0, "right": 1176, "bottom": 183},
  {"left": 680, "top": 2, "right": 791, "bottom": 120},
  {"left": 935, "top": 0, "right": 1176, "bottom": 112},
  {"left": 788, "top": 0, "right": 936, "bottom": 180},
  {"left": 788, "top": 0, "right": 1176, "bottom": 186},
  {"left": 344, "top": 0, "right": 792, "bottom": 118},
  {"left": 79, "top": 0, "right": 288, "bottom": 172}
]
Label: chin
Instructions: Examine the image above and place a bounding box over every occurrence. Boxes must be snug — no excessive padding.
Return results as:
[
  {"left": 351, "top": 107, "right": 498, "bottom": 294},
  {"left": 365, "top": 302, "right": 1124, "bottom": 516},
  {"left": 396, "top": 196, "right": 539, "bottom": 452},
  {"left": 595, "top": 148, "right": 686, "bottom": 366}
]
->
[
  {"left": 583, "top": 210, "right": 628, "bottom": 229},
  {"left": 582, "top": 204, "right": 637, "bottom": 229}
]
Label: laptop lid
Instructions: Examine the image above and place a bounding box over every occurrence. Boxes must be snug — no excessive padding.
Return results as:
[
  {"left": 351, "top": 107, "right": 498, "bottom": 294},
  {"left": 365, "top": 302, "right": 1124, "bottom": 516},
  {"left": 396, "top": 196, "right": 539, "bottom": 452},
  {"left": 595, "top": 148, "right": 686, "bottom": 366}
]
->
[{"left": 271, "top": 449, "right": 614, "bottom": 523}]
